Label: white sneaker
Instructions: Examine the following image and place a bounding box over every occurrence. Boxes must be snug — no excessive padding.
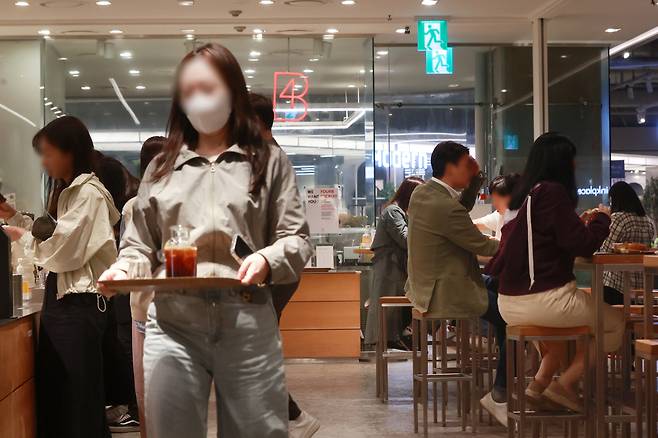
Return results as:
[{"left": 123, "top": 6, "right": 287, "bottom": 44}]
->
[
  {"left": 480, "top": 392, "right": 508, "bottom": 427},
  {"left": 289, "top": 411, "right": 320, "bottom": 438}
]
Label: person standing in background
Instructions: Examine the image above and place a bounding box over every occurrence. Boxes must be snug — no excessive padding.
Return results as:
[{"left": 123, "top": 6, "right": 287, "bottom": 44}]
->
[
  {"left": 474, "top": 173, "right": 521, "bottom": 239},
  {"left": 250, "top": 93, "right": 320, "bottom": 438},
  {"left": 1, "top": 116, "right": 120, "bottom": 438},
  {"left": 364, "top": 176, "right": 424, "bottom": 351},
  {"left": 599, "top": 180, "right": 655, "bottom": 305},
  {"left": 99, "top": 43, "right": 312, "bottom": 438}
]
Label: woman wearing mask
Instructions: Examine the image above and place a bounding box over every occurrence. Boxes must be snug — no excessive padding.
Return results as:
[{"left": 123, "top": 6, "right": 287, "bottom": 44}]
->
[
  {"left": 364, "top": 176, "right": 424, "bottom": 350},
  {"left": 1, "top": 116, "right": 120, "bottom": 438},
  {"left": 98, "top": 43, "right": 312, "bottom": 438},
  {"left": 486, "top": 133, "right": 623, "bottom": 412}
]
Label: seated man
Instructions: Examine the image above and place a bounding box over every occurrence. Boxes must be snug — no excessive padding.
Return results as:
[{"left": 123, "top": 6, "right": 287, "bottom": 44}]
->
[{"left": 405, "top": 141, "right": 508, "bottom": 426}]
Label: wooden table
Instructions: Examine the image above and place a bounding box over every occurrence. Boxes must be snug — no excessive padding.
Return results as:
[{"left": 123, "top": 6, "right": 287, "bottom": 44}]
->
[
  {"left": 575, "top": 254, "right": 645, "bottom": 437},
  {"left": 642, "top": 256, "right": 658, "bottom": 340},
  {"left": 353, "top": 248, "right": 374, "bottom": 256}
]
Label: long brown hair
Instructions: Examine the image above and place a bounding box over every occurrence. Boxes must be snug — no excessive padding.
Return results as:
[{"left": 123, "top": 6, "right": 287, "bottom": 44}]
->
[
  {"left": 32, "top": 116, "right": 97, "bottom": 217},
  {"left": 153, "top": 43, "right": 270, "bottom": 194},
  {"left": 387, "top": 176, "right": 424, "bottom": 212}
]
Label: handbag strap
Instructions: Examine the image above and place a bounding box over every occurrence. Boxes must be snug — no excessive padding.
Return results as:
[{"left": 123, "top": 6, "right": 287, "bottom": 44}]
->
[{"left": 526, "top": 194, "right": 535, "bottom": 289}]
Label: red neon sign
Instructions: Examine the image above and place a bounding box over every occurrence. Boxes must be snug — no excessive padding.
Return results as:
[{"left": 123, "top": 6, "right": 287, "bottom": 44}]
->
[{"left": 273, "top": 71, "right": 309, "bottom": 122}]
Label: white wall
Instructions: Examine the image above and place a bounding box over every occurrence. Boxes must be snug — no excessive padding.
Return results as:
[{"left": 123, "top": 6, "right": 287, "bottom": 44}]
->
[{"left": 0, "top": 40, "right": 43, "bottom": 213}]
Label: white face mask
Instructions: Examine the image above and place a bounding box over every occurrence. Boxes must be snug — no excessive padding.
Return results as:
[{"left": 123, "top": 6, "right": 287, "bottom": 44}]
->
[{"left": 183, "top": 91, "right": 232, "bottom": 135}]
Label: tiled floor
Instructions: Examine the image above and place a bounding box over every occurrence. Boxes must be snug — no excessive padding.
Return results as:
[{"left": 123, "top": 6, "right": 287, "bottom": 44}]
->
[{"left": 115, "top": 359, "right": 509, "bottom": 437}]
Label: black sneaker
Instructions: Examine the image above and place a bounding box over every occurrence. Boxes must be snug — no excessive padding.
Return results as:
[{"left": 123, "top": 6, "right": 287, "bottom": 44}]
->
[{"left": 108, "top": 412, "right": 140, "bottom": 433}]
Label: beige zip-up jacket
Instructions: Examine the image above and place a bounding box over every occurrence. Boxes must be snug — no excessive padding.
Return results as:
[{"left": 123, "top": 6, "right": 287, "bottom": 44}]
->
[
  {"left": 16, "top": 173, "right": 121, "bottom": 298},
  {"left": 113, "top": 144, "right": 312, "bottom": 285}
]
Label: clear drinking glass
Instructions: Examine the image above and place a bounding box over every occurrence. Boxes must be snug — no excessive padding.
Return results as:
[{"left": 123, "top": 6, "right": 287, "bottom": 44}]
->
[
  {"left": 164, "top": 225, "right": 198, "bottom": 278},
  {"left": 128, "top": 256, "right": 152, "bottom": 280}
]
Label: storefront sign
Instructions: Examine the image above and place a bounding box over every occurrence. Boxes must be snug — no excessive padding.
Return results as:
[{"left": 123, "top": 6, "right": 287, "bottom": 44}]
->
[
  {"left": 375, "top": 145, "right": 430, "bottom": 175},
  {"left": 577, "top": 185, "right": 609, "bottom": 196},
  {"left": 417, "top": 20, "right": 453, "bottom": 75},
  {"left": 273, "top": 72, "right": 309, "bottom": 122},
  {"left": 305, "top": 187, "right": 340, "bottom": 234}
]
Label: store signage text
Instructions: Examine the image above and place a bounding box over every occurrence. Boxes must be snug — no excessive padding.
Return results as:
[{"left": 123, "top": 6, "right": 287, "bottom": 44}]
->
[
  {"left": 273, "top": 72, "right": 309, "bottom": 123},
  {"left": 375, "top": 146, "right": 430, "bottom": 175},
  {"left": 577, "top": 185, "right": 609, "bottom": 196},
  {"left": 417, "top": 20, "right": 453, "bottom": 75}
]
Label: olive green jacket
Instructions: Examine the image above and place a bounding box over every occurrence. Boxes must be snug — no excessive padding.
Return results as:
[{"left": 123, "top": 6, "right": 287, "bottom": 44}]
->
[{"left": 404, "top": 178, "right": 499, "bottom": 319}]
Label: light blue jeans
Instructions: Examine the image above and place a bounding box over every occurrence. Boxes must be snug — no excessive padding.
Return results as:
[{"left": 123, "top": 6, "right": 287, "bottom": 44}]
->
[{"left": 143, "top": 287, "right": 288, "bottom": 438}]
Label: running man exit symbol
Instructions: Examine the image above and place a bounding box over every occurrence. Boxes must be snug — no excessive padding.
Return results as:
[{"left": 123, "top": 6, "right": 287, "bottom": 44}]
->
[{"left": 417, "top": 20, "right": 453, "bottom": 75}]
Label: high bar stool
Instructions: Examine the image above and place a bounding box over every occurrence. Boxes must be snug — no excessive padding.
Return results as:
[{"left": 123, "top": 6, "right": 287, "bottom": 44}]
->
[
  {"left": 635, "top": 339, "right": 658, "bottom": 438},
  {"left": 506, "top": 326, "right": 592, "bottom": 438},
  {"left": 412, "top": 310, "right": 478, "bottom": 436},
  {"left": 376, "top": 296, "right": 414, "bottom": 401}
]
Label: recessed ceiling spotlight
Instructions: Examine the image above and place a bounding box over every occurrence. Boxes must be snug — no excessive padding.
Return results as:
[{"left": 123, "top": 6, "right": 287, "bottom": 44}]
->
[
  {"left": 81, "top": 85, "right": 91, "bottom": 91},
  {"left": 57, "top": 57, "right": 68, "bottom": 61},
  {"left": 109, "top": 29, "right": 123, "bottom": 34},
  {"left": 375, "top": 55, "right": 381, "bottom": 59},
  {"left": 326, "top": 28, "right": 339, "bottom": 34},
  {"left": 178, "top": 0, "right": 194, "bottom": 5},
  {"left": 135, "top": 85, "right": 146, "bottom": 90},
  {"left": 129, "top": 69, "right": 140, "bottom": 76},
  {"left": 303, "top": 68, "right": 314, "bottom": 73},
  {"left": 119, "top": 51, "right": 133, "bottom": 59},
  {"left": 43, "top": 97, "right": 48, "bottom": 101},
  {"left": 359, "top": 69, "right": 365, "bottom": 74},
  {"left": 44, "top": 101, "right": 53, "bottom": 106},
  {"left": 181, "top": 29, "right": 195, "bottom": 33},
  {"left": 309, "top": 57, "right": 320, "bottom": 62},
  {"left": 323, "top": 34, "right": 334, "bottom": 41},
  {"left": 341, "top": 0, "right": 356, "bottom": 4},
  {"left": 185, "top": 34, "right": 195, "bottom": 40},
  {"left": 259, "top": 0, "right": 274, "bottom": 4},
  {"left": 14, "top": 1, "right": 30, "bottom": 6},
  {"left": 623, "top": 51, "right": 631, "bottom": 59},
  {"left": 605, "top": 27, "right": 621, "bottom": 33},
  {"left": 37, "top": 29, "right": 50, "bottom": 36},
  {"left": 501, "top": 89, "right": 508, "bottom": 93},
  {"left": 248, "top": 58, "right": 259, "bottom": 62},
  {"left": 347, "top": 84, "right": 356, "bottom": 88},
  {"left": 68, "top": 69, "right": 80, "bottom": 76},
  {"left": 560, "top": 54, "right": 568, "bottom": 59},
  {"left": 395, "top": 28, "right": 407, "bottom": 34},
  {"left": 95, "top": 0, "right": 111, "bottom": 5},
  {"left": 376, "top": 50, "right": 389, "bottom": 56},
  {"left": 247, "top": 75, "right": 254, "bottom": 79},
  {"left": 244, "top": 68, "right": 256, "bottom": 74},
  {"left": 421, "top": 0, "right": 438, "bottom": 5},
  {"left": 39, "top": 85, "right": 44, "bottom": 90},
  {"left": 249, "top": 50, "right": 261, "bottom": 57}
]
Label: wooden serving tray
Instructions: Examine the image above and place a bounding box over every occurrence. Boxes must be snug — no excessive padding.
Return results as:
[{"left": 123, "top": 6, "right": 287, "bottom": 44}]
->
[{"left": 99, "top": 277, "right": 242, "bottom": 293}]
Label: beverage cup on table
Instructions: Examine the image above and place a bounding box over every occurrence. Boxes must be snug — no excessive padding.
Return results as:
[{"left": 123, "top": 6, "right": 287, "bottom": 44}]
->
[
  {"left": 128, "top": 256, "right": 152, "bottom": 280},
  {"left": 164, "top": 225, "right": 197, "bottom": 278}
]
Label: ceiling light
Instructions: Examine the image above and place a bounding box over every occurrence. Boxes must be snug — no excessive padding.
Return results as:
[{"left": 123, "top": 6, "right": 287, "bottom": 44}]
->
[
  {"left": 341, "top": 0, "right": 356, "bottom": 4},
  {"left": 501, "top": 89, "right": 508, "bottom": 93},
  {"left": 68, "top": 69, "right": 80, "bottom": 76},
  {"left": 396, "top": 28, "right": 407, "bottom": 34},
  {"left": 323, "top": 34, "right": 334, "bottom": 41},
  {"left": 185, "top": 34, "right": 195, "bottom": 40},
  {"left": 247, "top": 75, "right": 254, "bottom": 79},
  {"left": 623, "top": 51, "right": 631, "bottom": 59},
  {"left": 37, "top": 29, "right": 50, "bottom": 36},
  {"left": 135, "top": 85, "right": 146, "bottom": 90},
  {"left": 347, "top": 84, "right": 356, "bottom": 88},
  {"left": 375, "top": 55, "right": 381, "bottom": 59},
  {"left": 53, "top": 110, "right": 62, "bottom": 115},
  {"left": 57, "top": 57, "right": 68, "bottom": 61},
  {"left": 244, "top": 68, "right": 256, "bottom": 74},
  {"left": 39, "top": 85, "right": 44, "bottom": 90},
  {"left": 259, "top": 0, "right": 274, "bottom": 4},
  {"left": 359, "top": 69, "right": 365, "bottom": 74},
  {"left": 303, "top": 68, "right": 314, "bottom": 73},
  {"left": 253, "top": 28, "right": 264, "bottom": 34},
  {"left": 605, "top": 27, "right": 621, "bottom": 33},
  {"left": 129, "top": 69, "right": 140, "bottom": 76},
  {"left": 637, "top": 109, "right": 646, "bottom": 124},
  {"left": 376, "top": 50, "right": 389, "bottom": 56},
  {"left": 119, "top": 51, "right": 133, "bottom": 59},
  {"left": 248, "top": 58, "right": 259, "bottom": 62},
  {"left": 178, "top": 0, "right": 194, "bottom": 5},
  {"left": 421, "top": 0, "right": 438, "bottom": 5},
  {"left": 326, "top": 28, "right": 339, "bottom": 34},
  {"left": 14, "top": 1, "right": 29, "bottom": 6},
  {"left": 309, "top": 57, "right": 319, "bottom": 62},
  {"left": 249, "top": 51, "right": 261, "bottom": 57},
  {"left": 44, "top": 101, "right": 53, "bottom": 106},
  {"left": 95, "top": 0, "right": 111, "bottom": 5},
  {"left": 109, "top": 29, "right": 123, "bottom": 34},
  {"left": 81, "top": 85, "right": 91, "bottom": 91},
  {"left": 43, "top": 97, "right": 48, "bottom": 101},
  {"left": 448, "top": 83, "right": 459, "bottom": 88},
  {"left": 181, "top": 29, "right": 195, "bottom": 33},
  {"left": 51, "top": 107, "right": 59, "bottom": 111},
  {"left": 560, "top": 54, "right": 568, "bottom": 59},
  {"left": 611, "top": 25, "right": 658, "bottom": 56},
  {"left": 253, "top": 33, "right": 264, "bottom": 41}
]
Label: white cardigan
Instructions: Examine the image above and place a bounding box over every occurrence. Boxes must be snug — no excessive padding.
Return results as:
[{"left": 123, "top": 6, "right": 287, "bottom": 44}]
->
[{"left": 15, "top": 173, "right": 120, "bottom": 298}]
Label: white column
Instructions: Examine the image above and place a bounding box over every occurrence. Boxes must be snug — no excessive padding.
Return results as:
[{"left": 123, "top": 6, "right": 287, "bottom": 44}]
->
[{"left": 532, "top": 18, "right": 548, "bottom": 138}]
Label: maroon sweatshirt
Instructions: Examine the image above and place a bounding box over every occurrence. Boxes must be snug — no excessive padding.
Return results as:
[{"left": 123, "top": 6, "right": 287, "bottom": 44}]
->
[{"left": 485, "top": 181, "right": 610, "bottom": 296}]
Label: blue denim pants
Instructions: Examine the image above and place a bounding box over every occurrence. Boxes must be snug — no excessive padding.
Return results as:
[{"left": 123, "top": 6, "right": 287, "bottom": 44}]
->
[{"left": 143, "top": 287, "right": 287, "bottom": 438}]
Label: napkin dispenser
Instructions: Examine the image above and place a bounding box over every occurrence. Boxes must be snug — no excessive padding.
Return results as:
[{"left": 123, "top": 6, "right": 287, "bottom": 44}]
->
[{"left": 0, "top": 227, "right": 12, "bottom": 318}]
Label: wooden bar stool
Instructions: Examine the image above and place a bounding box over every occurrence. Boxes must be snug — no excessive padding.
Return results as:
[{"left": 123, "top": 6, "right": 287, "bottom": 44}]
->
[
  {"left": 412, "top": 309, "right": 478, "bottom": 436},
  {"left": 376, "top": 296, "right": 414, "bottom": 401},
  {"left": 635, "top": 339, "right": 658, "bottom": 438},
  {"left": 506, "top": 326, "right": 592, "bottom": 438}
]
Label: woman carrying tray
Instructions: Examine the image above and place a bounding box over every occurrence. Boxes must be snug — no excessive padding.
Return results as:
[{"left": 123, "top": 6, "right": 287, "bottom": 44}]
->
[{"left": 98, "top": 43, "right": 312, "bottom": 438}]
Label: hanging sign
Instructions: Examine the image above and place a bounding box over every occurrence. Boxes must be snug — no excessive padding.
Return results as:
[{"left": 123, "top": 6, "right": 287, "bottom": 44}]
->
[{"left": 417, "top": 20, "right": 453, "bottom": 75}]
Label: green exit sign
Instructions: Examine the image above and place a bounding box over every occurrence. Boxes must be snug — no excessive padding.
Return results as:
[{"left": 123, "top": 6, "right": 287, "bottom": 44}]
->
[{"left": 417, "top": 20, "right": 453, "bottom": 75}]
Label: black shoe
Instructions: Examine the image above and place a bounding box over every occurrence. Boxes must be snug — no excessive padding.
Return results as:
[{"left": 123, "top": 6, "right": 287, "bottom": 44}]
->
[{"left": 108, "top": 412, "right": 140, "bottom": 433}]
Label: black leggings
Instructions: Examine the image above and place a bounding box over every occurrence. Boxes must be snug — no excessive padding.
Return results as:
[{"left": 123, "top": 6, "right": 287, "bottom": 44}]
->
[
  {"left": 37, "top": 273, "right": 110, "bottom": 438},
  {"left": 603, "top": 286, "right": 625, "bottom": 306}
]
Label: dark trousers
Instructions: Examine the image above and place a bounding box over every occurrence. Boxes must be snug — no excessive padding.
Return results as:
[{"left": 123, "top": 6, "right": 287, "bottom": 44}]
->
[
  {"left": 481, "top": 275, "right": 507, "bottom": 392},
  {"left": 271, "top": 282, "right": 303, "bottom": 421},
  {"left": 604, "top": 286, "right": 624, "bottom": 306},
  {"left": 103, "top": 294, "right": 137, "bottom": 411},
  {"left": 37, "top": 273, "right": 111, "bottom": 438}
]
